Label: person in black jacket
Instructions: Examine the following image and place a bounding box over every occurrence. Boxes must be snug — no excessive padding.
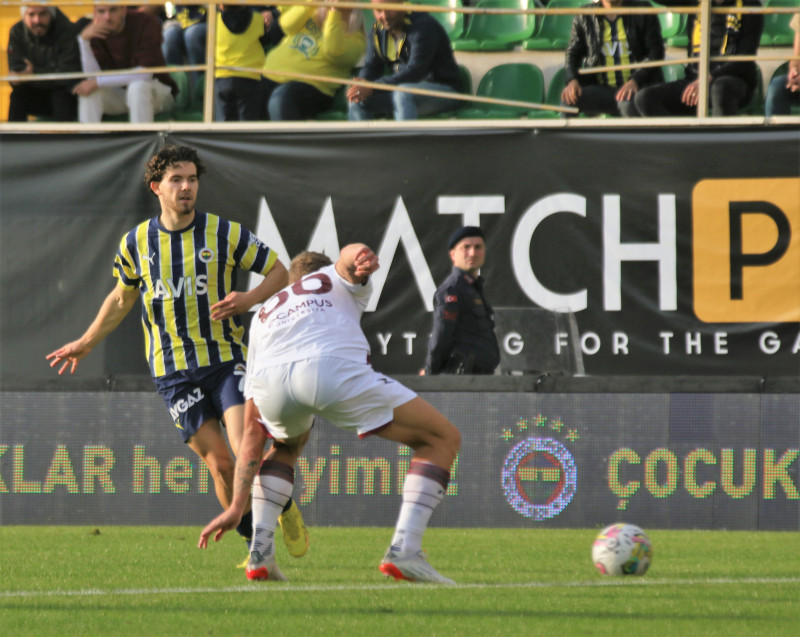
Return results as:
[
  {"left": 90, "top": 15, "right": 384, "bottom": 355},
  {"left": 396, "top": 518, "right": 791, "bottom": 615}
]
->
[
  {"left": 635, "top": 0, "right": 764, "bottom": 117},
  {"left": 347, "top": 0, "right": 464, "bottom": 120},
  {"left": 423, "top": 227, "right": 500, "bottom": 376},
  {"left": 561, "top": 0, "right": 665, "bottom": 117},
  {"left": 7, "top": 5, "right": 81, "bottom": 121}
]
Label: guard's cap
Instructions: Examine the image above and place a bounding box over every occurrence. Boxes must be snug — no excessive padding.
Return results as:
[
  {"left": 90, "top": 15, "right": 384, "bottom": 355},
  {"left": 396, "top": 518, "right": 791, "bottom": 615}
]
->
[{"left": 448, "top": 226, "right": 484, "bottom": 250}]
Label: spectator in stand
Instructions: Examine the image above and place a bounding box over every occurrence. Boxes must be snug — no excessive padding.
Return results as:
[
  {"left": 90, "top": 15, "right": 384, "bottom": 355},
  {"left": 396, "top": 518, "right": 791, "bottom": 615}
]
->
[
  {"left": 73, "top": 5, "right": 178, "bottom": 123},
  {"left": 7, "top": 5, "right": 81, "bottom": 122},
  {"left": 635, "top": 0, "right": 764, "bottom": 117},
  {"left": 214, "top": 5, "right": 272, "bottom": 121},
  {"left": 162, "top": 5, "right": 207, "bottom": 82},
  {"left": 561, "top": 0, "right": 665, "bottom": 118},
  {"left": 765, "top": 12, "right": 800, "bottom": 117},
  {"left": 262, "top": 0, "right": 365, "bottom": 121},
  {"left": 347, "top": 0, "right": 464, "bottom": 121}
]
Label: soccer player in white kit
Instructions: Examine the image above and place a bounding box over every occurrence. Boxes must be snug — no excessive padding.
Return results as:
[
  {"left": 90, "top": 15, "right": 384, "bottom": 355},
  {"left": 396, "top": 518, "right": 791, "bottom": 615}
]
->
[{"left": 198, "top": 244, "right": 461, "bottom": 584}]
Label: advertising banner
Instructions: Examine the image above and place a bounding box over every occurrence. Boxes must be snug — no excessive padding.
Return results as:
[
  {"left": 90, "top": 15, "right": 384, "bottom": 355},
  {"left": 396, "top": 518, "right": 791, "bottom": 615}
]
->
[
  {"left": 1, "top": 391, "right": 797, "bottom": 530},
  {"left": 1, "top": 128, "right": 798, "bottom": 382}
]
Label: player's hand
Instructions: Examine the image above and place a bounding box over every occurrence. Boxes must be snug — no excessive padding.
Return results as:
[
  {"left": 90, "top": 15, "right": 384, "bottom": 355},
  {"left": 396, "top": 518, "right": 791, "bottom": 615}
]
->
[
  {"left": 198, "top": 508, "right": 241, "bottom": 548},
  {"left": 353, "top": 247, "right": 379, "bottom": 278},
  {"left": 561, "top": 79, "right": 581, "bottom": 106},
  {"left": 46, "top": 341, "right": 92, "bottom": 375},
  {"left": 210, "top": 292, "right": 249, "bottom": 320}
]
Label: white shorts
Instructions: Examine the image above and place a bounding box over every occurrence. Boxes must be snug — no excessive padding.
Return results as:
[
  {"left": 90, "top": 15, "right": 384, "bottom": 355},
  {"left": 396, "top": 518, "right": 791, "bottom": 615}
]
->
[{"left": 247, "top": 356, "right": 417, "bottom": 440}]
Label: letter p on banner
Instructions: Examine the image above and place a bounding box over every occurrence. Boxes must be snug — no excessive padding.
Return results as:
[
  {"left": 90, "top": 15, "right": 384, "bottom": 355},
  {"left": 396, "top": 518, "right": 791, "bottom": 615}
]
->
[{"left": 693, "top": 178, "right": 800, "bottom": 322}]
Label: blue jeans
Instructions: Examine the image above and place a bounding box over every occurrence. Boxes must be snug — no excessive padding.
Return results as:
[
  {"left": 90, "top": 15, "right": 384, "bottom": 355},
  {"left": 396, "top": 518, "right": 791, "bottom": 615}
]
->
[
  {"left": 348, "top": 82, "right": 461, "bottom": 120},
  {"left": 163, "top": 21, "right": 207, "bottom": 82},
  {"left": 267, "top": 81, "right": 334, "bottom": 121},
  {"left": 765, "top": 75, "right": 800, "bottom": 116}
]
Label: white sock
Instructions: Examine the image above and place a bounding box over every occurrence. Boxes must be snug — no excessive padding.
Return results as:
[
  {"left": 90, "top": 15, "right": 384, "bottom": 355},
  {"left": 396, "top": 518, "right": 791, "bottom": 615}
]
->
[
  {"left": 251, "top": 462, "right": 293, "bottom": 561},
  {"left": 389, "top": 466, "right": 448, "bottom": 557}
]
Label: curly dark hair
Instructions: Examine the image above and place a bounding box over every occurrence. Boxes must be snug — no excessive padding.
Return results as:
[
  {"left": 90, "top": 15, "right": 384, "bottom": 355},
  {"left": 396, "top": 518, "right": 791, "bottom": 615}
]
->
[
  {"left": 289, "top": 251, "right": 333, "bottom": 283},
  {"left": 144, "top": 145, "right": 206, "bottom": 194}
]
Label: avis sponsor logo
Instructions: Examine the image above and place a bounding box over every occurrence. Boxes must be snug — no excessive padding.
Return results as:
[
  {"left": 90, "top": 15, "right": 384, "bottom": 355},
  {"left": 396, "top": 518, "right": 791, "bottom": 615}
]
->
[
  {"left": 169, "top": 388, "right": 205, "bottom": 421},
  {"left": 693, "top": 178, "right": 800, "bottom": 322},
  {"left": 152, "top": 275, "right": 209, "bottom": 300}
]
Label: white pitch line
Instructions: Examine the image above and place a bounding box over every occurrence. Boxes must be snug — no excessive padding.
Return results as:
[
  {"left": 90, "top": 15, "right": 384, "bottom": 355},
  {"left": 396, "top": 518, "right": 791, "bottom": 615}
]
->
[{"left": 2, "top": 577, "right": 799, "bottom": 599}]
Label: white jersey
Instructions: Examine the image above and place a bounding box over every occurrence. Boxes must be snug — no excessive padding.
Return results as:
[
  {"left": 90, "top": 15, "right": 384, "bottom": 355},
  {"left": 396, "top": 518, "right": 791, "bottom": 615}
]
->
[{"left": 246, "top": 264, "right": 371, "bottom": 386}]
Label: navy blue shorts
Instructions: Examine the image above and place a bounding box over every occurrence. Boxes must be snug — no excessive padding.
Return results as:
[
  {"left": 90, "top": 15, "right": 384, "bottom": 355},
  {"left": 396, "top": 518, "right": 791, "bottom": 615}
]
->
[{"left": 154, "top": 360, "right": 247, "bottom": 443}]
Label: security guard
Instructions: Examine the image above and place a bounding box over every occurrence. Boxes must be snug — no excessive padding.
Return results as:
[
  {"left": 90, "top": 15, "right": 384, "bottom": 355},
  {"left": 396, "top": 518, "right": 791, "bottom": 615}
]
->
[{"left": 423, "top": 226, "right": 500, "bottom": 375}]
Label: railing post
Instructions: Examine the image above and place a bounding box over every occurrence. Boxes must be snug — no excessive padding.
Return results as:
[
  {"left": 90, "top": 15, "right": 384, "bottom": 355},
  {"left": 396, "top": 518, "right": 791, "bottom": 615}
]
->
[
  {"left": 697, "top": 0, "right": 712, "bottom": 119},
  {"left": 203, "top": 3, "right": 218, "bottom": 123}
]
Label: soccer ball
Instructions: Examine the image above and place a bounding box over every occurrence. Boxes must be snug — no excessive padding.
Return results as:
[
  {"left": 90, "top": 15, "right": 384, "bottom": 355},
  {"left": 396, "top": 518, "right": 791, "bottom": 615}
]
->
[{"left": 592, "top": 523, "right": 653, "bottom": 576}]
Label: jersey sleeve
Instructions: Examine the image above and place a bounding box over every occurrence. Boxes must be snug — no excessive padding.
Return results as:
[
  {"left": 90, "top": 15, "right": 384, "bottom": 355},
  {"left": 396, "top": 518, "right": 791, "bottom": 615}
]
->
[
  {"left": 234, "top": 224, "right": 279, "bottom": 276},
  {"left": 332, "top": 265, "right": 373, "bottom": 313},
  {"left": 112, "top": 230, "right": 142, "bottom": 290}
]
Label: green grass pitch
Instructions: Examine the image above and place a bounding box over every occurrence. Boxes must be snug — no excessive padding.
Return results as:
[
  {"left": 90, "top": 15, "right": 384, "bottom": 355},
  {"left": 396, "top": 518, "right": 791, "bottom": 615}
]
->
[{"left": 1, "top": 526, "right": 798, "bottom": 636}]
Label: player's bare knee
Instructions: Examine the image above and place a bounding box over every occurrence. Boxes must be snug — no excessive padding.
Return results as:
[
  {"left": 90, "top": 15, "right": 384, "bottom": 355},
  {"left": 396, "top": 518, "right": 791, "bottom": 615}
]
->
[{"left": 202, "top": 451, "right": 235, "bottom": 482}]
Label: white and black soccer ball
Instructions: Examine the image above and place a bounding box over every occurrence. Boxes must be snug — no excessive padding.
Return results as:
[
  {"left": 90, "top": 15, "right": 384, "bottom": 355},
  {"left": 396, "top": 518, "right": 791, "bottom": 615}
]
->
[{"left": 592, "top": 523, "right": 653, "bottom": 576}]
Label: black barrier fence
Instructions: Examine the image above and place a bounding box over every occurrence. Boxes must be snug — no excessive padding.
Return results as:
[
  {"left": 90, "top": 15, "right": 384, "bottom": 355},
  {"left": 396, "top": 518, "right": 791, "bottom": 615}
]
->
[
  {"left": 2, "top": 129, "right": 799, "bottom": 381},
  {"left": 1, "top": 378, "right": 798, "bottom": 529}
]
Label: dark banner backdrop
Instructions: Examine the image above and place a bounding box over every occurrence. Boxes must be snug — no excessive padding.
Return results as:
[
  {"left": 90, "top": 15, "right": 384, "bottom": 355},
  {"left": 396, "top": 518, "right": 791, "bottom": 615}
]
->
[
  {"left": 1, "top": 128, "right": 798, "bottom": 383},
  {"left": 1, "top": 391, "right": 797, "bottom": 529}
]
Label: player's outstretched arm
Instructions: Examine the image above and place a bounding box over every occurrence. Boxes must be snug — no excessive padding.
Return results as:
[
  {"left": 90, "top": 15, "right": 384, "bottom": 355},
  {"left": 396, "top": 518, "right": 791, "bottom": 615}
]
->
[
  {"left": 198, "top": 399, "right": 268, "bottom": 548},
  {"left": 210, "top": 259, "right": 289, "bottom": 320},
  {"left": 45, "top": 284, "right": 138, "bottom": 375},
  {"left": 335, "top": 243, "right": 379, "bottom": 285}
]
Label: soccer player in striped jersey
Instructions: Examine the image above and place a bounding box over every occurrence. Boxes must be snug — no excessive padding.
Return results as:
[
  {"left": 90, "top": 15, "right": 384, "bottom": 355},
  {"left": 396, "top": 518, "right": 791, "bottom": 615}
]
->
[{"left": 46, "top": 145, "right": 308, "bottom": 561}]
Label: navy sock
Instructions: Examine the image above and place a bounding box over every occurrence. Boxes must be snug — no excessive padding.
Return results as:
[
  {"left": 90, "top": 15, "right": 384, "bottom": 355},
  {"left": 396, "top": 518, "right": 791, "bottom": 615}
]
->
[{"left": 236, "top": 510, "right": 253, "bottom": 547}]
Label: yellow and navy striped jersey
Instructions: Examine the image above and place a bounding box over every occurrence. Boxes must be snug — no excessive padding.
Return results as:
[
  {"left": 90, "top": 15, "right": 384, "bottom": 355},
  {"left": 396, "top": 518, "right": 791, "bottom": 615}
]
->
[
  {"left": 600, "top": 18, "right": 632, "bottom": 88},
  {"left": 113, "top": 211, "right": 279, "bottom": 378}
]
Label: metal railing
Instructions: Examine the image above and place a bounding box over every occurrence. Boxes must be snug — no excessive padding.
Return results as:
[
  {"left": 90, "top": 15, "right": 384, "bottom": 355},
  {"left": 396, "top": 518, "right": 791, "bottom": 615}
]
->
[{"left": 1, "top": 0, "right": 797, "bottom": 128}]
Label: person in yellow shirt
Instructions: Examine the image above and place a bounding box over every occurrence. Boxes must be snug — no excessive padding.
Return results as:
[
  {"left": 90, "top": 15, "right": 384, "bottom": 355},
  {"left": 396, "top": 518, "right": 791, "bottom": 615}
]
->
[
  {"left": 263, "top": 0, "right": 365, "bottom": 120},
  {"left": 215, "top": 5, "right": 272, "bottom": 121}
]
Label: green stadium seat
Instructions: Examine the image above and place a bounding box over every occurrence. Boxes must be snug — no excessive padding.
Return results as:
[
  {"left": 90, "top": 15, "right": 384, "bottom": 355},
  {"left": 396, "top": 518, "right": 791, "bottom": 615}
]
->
[
  {"left": 452, "top": 0, "right": 537, "bottom": 51},
  {"left": 649, "top": 1, "right": 683, "bottom": 42},
  {"left": 522, "top": 0, "right": 583, "bottom": 50},
  {"left": 362, "top": 8, "right": 376, "bottom": 35},
  {"left": 662, "top": 63, "right": 686, "bottom": 82},
  {"left": 409, "top": 0, "right": 465, "bottom": 40},
  {"left": 662, "top": 3, "right": 688, "bottom": 48},
  {"left": 457, "top": 62, "right": 544, "bottom": 119},
  {"left": 529, "top": 65, "right": 566, "bottom": 118},
  {"left": 760, "top": 0, "right": 797, "bottom": 47}
]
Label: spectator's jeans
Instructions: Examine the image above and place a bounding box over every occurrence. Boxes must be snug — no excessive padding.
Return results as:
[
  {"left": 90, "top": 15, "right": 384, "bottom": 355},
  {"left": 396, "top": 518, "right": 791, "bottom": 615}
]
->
[
  {"left": 348, "top": 82, "right": 461, "bottom": 120},
  {"left": 560, "top": 83, "right": 639, "bottom": 118},
  {"left": 635, "top": 76, "right": 750, "bottom": 117},
  {"left": 765, "top": 75, "right": 800, "bottom": 116},
  {"left": 214, "top": 76, "right": 267, "bottom": 121},
  {"left": 8, "top": 84, "right": 77, "bottom": 122},
  {"left": 163, "top": 21, "right": 207, "bottom": 83},
  {"left": 78, "top": 80, "right": 175, "bottom": 123},
  {"left": 267, "top": 81, "right": 334, "bottom": 121},
  {"left": 163, "top": 21, "right": 207, "bottom": 67}
]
